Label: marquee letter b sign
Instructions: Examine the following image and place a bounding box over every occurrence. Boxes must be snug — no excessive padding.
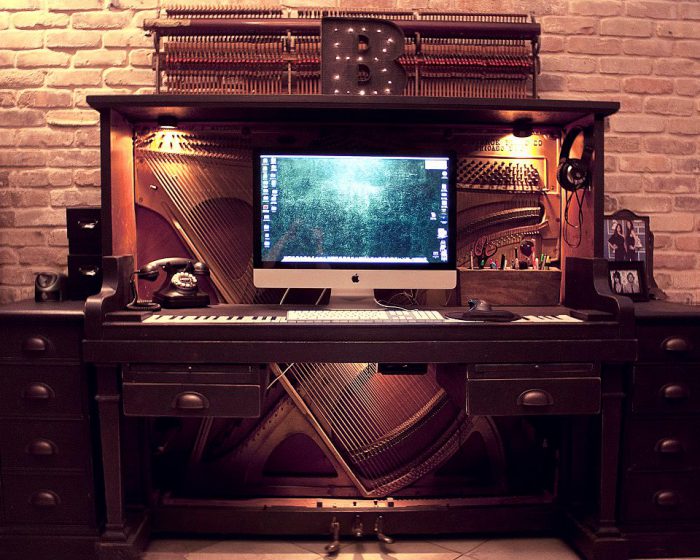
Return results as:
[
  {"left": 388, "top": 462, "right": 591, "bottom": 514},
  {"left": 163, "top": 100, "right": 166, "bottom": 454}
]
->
[{"left": 321, "top": 17, "right": 407, "bottom": 95}]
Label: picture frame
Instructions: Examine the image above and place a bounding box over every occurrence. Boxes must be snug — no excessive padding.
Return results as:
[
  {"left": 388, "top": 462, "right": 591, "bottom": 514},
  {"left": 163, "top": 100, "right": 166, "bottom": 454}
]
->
[{"left": 608, "top": 261, "right": 648, "bottom": 301}]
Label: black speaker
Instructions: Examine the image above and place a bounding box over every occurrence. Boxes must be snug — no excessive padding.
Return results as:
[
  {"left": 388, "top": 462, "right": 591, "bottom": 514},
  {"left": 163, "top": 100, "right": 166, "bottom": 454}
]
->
[
  {"left": 557, "top": 126, "right": 594, "bottom": 192},
  {"left": 34, "top": 272, "right": 67, "bottom": 302}
]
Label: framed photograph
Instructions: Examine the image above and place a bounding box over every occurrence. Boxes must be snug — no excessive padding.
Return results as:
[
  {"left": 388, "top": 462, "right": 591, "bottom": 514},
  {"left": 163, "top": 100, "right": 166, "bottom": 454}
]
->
[
  {"left": 604, "top": 210, "right": 649, "bottom": 264},
  {"left": 608, "top": 261, "right": 648, "bottom": 301}
]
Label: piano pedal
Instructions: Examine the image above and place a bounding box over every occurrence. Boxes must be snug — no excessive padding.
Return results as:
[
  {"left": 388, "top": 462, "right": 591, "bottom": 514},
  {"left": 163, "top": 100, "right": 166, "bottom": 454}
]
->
[
  {"left": 324, "top": 516, "right": 341, "bottom": 555},
  {"left": 374, "top": 515, "right": 394, "bottom": 544}
]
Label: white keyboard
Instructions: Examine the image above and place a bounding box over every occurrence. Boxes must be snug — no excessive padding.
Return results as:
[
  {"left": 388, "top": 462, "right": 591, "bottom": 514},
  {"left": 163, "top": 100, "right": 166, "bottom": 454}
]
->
[{"left": 286, "top": 309, "right": 448, "bottom": 323}]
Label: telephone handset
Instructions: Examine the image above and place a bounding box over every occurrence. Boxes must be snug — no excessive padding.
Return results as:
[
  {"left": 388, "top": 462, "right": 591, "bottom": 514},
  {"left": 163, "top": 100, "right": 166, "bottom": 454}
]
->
[{"left": 128, "top": 258, "right": 210, "bottom": 310}]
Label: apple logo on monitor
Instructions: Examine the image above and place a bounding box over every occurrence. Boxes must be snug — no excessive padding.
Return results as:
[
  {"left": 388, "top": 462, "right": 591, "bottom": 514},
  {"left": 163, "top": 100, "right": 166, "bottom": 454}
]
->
[{"left": 352, "top": 274, "right": 360, "bottom": 283}]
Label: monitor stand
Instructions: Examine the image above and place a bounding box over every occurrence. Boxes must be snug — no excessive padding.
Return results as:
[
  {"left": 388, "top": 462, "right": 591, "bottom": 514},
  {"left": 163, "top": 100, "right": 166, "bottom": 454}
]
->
[{"left": 327, "top": 288, "right": 379, "bottom": 309}]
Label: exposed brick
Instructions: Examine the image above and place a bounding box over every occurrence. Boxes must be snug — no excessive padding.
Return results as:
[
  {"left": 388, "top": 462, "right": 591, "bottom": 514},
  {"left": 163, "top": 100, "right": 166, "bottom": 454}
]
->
[
  {"left": 128, "top": 49, "right": 152, "bottom": 68},
  {"left": 0, "top": 286, "right": 38, "bottom": 304},
  {"left": 8, "top": 170, "right": 49, "bottom": 187},
  {"left": 12, "top": 12, "right": 69, "bottom": 29},
  {"left": 46, "top": 149, "right": 100, "bottom": 168},
  {"left": 1, "top": 31, "right": 44, "bottom": 50},
  {"left": 541, "top": 16, "right": 598, "bottom": 35},
  {"left": 619, "top": 155, "right": 673, "bottom": 173},
  {"left": 668, "top": 118, "right": 700, "bottom": 135},
  {"left": 0, "top": 0, "right": 41, "bottom": 8},
  {"left": 0, "top": 249, "right": 19, "bottom": 265},
  {"left": 48, "top": 0, "right": 104, "bottom": 10},
  {"left": 72, "top": 12, "right": 130, "bottom": 29},
  {"left": 48, "top": 169, "right": 72, "bottom": 186},
  {"left": 644, "top": 97, "right": 696, "bottom": 116},
  {"left": 538, "top": 74, "right": 567, "bottom": 93},
  {"left": 667, "top": 271, "right": 700, "bottom": 289},
  {"left": 600, "top": 57, "right": 653, "bottom": 75},
  {"left": 601, "top": 18, "right": 652, "bottom": 38},
  {"left": 46, "top": 30, "right": 102, "bottom": 49},
  {"left": 645, "top": 176, "right": 696, "bottom": 193},
  {"left": 73, "top": 87, "right": 131, "bottom": 107},
  {"left": 652, "top": 233, "right": 673, "bottom": 250},
  {"left": 0, "top": 109, "right": 46, "bottom": 127},
  {"left": 0, "top": 70, "right": 46, "bottom": 88},
  {"left": 622, "top": 76, "right": 674, "bottom": 94},
  {"left": 75, "top": 128, "right": 100, "bottom": 147},
  {"left": 611, "top": 114, "right": 666, "bottom": 133},
  {"left": 133, "top": 86, "right": 156, "bottom": 95},
  {"left": 17, "top": 90, "right": 72, "bottom": 108},
  {"left": 1, "top": 189, "right": 51, "bottom": 208},
  {"left": 47, "top": 228, "right": 68, "bottom": 247},
  {"left": 675, "top": 78, "right": 700, "bottom": 97},
  {"left": 102, "top": 29, "right": 151, "bottom": 48},
  {"left": 674, "top": 41, "right": 700, "bottom": 60},
  {"left": 675, "top": 236, "right": 700, "bottom": 252},
  {"left": 604, "top": 155, "right": 617, "bottom": 172},
  {"left": 73, "top": 49, "right": 127, "bottom": 68},
  {"left": 649, "top": 213, "right": 696, "bottom": 232},
  {"left": 568, "top": 75, "right": 620, "bottom": 92},
  {"left": 605, "top": 174, "right": 643, "bottom": 192},
  {"left": 46, "top": 109, "right": 99, "bottom": 127},
  {"left": 74, "top": 168, "right": 100, "bottom": 186},
  {"left": 541, "top": 55, "right": 597, "bottom": 73},
  {"left": 0, "top": 229, "right": 46, "bottom": 246},
  {"left": 0, "top": 150, "right": 46, "bottom": 167},
  {"left": 679, "top": 3, "right": 700, "bottom": 20},
  {"left": 567, "top": 36, "right": 621, "bottom": 55},
  {"left": 0, "top": 51, "right": 14, "bottom": 67},
  {"left": 129, "top": 10, "right": 158, "bottom": 28},
  {"left": 0, "top": 211, "right": 14, "bottom": 228},
  {"left": 617, "top": 194, "right": 672, "bottom": 213},
  {"left": 0, "top": 90, "right": 16, "bottom": 106},
  {"left": 616, "top": 95, "right": 643, "bottom": 113},
  {"left": 108, "top": 0, "right": 158, "bottom": 7},
  {"left": 17, "top": 247, "right": 67, "bottom": 266},
  {"left": 675, "top": 196, "right": 700, "bottom": 211},
  {"left": 570, "top": 0, "right": 621, "bottom": 16},
  {"left": 13, "top": 208, "right": 66, "bottom": 227},
  {"left": 622, "top": 38, "right": 673, "bottom": 57},
  {"left": 658, "top": 21, "right": 700, "bottom": 40},
  {"left": 626, "top": 1, "right": 677, "bottom": 19},
  {"left": 605, "top": 136, "right": 642, "bottom": 153},
  {"left": 17, "top": 129, "right": 74, "bottom": 147},
  {"left": 654, "top": 58, "right": 698, "bottom": 77},
  {"left": 104, "top": 68, "right": 154, "bottom": 87},
  {"left": 50, "top": 188, "right": 101, "bottom": 207},
  {"left": 654, "top": 253, "right": 697, "bottom": 271},
  {"left": 644, "top": 137, "right": 696, "bottom": 155},
  {"left": 17, "top": 50, "right": 71, "bottom": 68},
  {"left": 46, "top": 70, "right": 103, "bottom": 87},
  {"left": 674, "top": 158, "right": 700, "bottom": 174}
]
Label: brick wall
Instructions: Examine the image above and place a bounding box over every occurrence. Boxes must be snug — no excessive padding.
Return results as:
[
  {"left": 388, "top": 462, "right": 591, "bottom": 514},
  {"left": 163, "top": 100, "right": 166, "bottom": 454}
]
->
[{"left": 0, "top": 0, "right": 698, "bottom": 304}]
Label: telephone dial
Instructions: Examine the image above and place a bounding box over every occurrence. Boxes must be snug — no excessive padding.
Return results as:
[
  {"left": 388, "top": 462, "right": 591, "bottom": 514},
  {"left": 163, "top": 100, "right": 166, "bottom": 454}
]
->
[{"left": 128, "top": 258, "right": 210, "bottom": 310}]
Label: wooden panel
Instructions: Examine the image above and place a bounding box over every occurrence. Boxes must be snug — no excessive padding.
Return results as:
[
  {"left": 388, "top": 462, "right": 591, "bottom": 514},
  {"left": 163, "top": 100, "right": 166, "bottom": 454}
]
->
[
  {"left": 0, "top": 327, "right": 81, "bottom": 362},
  {"left": 466, "top": 377, "right": 600, "bottom": 415},
  {"left": 0, "top": 365, "right": 83, "bottom": 418},
  {"left": 620, "top": 472, "right": 700, "bottom": 523},
  {"left": 636, "top": 324, "right": 698, "bottom": 362},
  {"left": 458, "top": 269, "right": 561, "bottom": 306},
  {"left": 624, "top": 417, "right": 700, "bottom": 472},
  {"left": 0, "top": 420, "right": 89, "bottom": 470},
  {"left": 122, "top": 382, "right": 261, "bottom": 417},
  {"left": 633, "top": 364, "right": 700, "bottom": 415}
]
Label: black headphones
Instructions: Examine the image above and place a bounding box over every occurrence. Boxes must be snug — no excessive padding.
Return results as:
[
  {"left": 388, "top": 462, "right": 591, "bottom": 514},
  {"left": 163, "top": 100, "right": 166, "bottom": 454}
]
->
[{"left": 557, "top": 126, "right": 594, "bottom": 192}]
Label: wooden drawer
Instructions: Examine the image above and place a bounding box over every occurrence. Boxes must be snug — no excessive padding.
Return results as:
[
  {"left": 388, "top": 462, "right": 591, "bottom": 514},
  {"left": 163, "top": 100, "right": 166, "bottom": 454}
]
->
[
  {"left": 122, "top": 382, "right": 262, "bottom": 417},
  {"left": 0, "top": 419, "right": 90, "bottom": 470},
  {"left": 625, "top": 418, "right": 700, "bottom": 472},
  {"left": 633, "top": 364, "right": 700, "bottom": 415},
  {"left": 0, "top": 365, "right": 83, "bottom": 417},
  {"left": 466, "top": 377, "right": 600, "bottom": 416},
  {"left": 637, "top": 324, "right": 699, "bottom": 362},
  {"left": 621, "top": 472, "right": 700, "bottom": 523},
  {"left": 1, "top": 473, "right": 95, "bottom": 527},
  {"left": 0, "top": 326, "right": 81, "bottom": 362}
]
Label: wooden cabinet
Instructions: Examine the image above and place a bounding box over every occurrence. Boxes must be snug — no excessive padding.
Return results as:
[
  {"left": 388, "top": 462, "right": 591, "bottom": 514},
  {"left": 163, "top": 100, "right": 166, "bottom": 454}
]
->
[
  {"left": 619, "top": 301, "right": 700, "bottom": 559},
  {"left": 0, "top": 301, "right": 100, "bottom": 560}
]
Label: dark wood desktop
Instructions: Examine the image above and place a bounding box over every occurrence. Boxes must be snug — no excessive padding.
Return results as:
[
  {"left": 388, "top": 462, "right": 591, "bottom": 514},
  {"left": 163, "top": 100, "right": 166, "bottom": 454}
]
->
[{"left": 1, "top": 96, "right": 699, "bottom": 560}]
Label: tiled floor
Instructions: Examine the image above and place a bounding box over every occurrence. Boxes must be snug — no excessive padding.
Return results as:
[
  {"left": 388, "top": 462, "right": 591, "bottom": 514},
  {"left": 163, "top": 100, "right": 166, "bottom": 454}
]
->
[{"left": 142, "top": 537, "right": 700, "bottom": 560}]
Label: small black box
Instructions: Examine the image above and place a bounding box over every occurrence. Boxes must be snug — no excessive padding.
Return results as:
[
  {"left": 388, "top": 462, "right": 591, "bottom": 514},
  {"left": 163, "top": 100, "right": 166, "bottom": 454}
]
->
[
  {"left": 35, "top": 272, "right": 67, "bottom": 302},
  {"left": 66, "top": 207, "right": 101, "bottom": 255},
  {"left": 67, "top": 254, "right": 103, "bottom": 300}
]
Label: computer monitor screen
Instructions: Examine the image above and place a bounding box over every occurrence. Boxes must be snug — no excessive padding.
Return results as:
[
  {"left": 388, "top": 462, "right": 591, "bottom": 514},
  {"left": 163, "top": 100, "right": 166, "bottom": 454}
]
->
[{"left": 253, "top": 152, "right": 456, "bottom": 301}]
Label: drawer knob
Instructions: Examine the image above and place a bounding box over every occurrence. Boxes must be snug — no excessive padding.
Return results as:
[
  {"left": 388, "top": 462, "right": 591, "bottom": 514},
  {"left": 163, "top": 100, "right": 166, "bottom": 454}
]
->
[
  {"left": 661, "top": 383, "right": 689, "bottom": 401},
  {"left": 517, "top": 389, "right": 554, "bottom": 408},
  {"left": 172, "top": 391, "right": 209, "bottom": 411},
  {"left": 78, "top": 265, "right": 100, "bottom": 277},
  {"left": 30, "top": 490, "right": 60, "bottom": 508},
  {"left": 655, "top": 438, "right": 684, "bottom": 455},
  {"left": 22, "top": 336, "right": 50, "bottom": 354},
  {"left": 654, "top": 490, "right": 680, "bottom": 508},
  {"left": 22, "top": 382, "right": 55, "bottom": 401},
  {"left": 26, "top": 438, "right": 58, "bottom": 456},
  {"left": 77, "top": 219, "right": 98, "bottom": 230},
  {"left": 662, "top": 337, "right": 690, "bottom": 353}
]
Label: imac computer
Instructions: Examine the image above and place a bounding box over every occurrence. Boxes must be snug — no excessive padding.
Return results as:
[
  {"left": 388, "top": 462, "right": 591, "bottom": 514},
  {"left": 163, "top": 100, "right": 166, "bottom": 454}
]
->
[{"left": 253, "top": 151, "right": 456, "bottom": 308}]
